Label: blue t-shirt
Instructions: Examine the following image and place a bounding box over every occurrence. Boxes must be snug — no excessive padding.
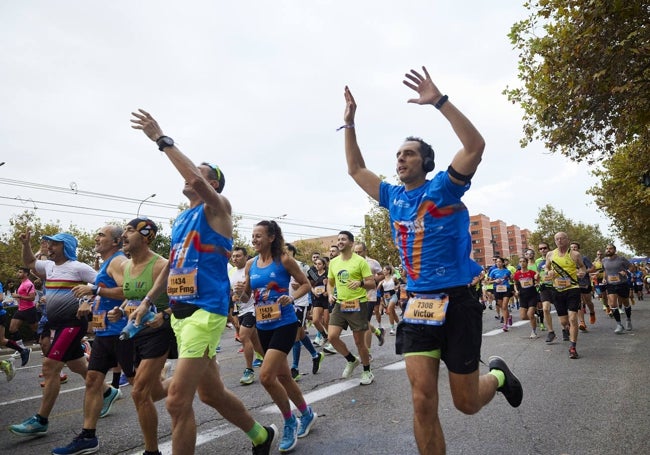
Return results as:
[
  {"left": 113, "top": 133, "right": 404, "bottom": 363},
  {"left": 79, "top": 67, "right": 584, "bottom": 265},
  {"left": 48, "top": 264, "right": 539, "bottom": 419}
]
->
[
  {"left": 249, "top": 256, "right": 298, "bottom": 330},
  {"left": 488, "top": 268, "right": 512, "bottom": 291},
  {"left": 169, "top": 204, "right": 232, "bottom": 316},
  {"left": 94, "top": 251, "right": 127, "bottom": 336},
  {"left": 379, "top": 171, "right": 482, "bottom": 292}
]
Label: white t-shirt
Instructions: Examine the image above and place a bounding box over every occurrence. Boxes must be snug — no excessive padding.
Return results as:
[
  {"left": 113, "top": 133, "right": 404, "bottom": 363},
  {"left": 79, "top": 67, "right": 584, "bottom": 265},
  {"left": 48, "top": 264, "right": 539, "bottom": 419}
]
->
[
  {"left": 228, "top": 266, "right": 255, "bottom": 315},
  {"left": 365, "top": 257, "right": 382, "bottom": 301}
]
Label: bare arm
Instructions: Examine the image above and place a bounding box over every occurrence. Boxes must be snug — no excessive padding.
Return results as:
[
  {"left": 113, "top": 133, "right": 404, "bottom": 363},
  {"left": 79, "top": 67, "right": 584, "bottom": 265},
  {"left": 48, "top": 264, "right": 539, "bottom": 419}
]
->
[
  {"left": 403, "top": 66, "right": 485, "bottom": 184},
  {"left": 130, "top": 109, "right": 232, "bottom": 238},
  {"left": 19, "top": 229, "right": 37, "bottom": 271},
  {"left": 342, "top": 87, "right": 382, "bottom": 201},
  {"left": 281, "top": 254, "right": 310, "bottom": 304}
]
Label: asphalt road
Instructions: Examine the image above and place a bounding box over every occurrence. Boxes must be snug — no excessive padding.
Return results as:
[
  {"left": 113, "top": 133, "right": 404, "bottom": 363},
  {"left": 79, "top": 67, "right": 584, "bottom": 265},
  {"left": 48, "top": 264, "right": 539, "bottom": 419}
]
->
[{"left": 2, "top": 297, "right": 649, "bottom": 454}]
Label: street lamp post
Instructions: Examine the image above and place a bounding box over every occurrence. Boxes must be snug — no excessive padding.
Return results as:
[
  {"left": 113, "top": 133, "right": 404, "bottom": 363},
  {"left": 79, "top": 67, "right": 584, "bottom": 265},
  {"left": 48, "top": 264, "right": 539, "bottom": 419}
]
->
[{"left": 137, "top": 193, "right": 156, "bottom": 217}]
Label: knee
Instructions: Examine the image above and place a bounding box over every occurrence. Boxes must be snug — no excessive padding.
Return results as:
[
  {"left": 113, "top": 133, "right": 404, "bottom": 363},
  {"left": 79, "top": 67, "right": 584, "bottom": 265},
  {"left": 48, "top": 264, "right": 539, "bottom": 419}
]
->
[
  {"left": 165, "top": 389, "right": 190, "bottom": 417},
  {"left": 130, "top": 384, "right": 150, "bottom": 407},
  {"left": 85, "top": 372, "right": 104, "bottom": 392},
  {"left": 411, "top": 390, "right": 437, "bottom": 420},
  {"left": 453, "top": 396, "right": 481, "bottom": 415},
  {"left": 259, "top": 370, "right": 276, "bottom": 388}
]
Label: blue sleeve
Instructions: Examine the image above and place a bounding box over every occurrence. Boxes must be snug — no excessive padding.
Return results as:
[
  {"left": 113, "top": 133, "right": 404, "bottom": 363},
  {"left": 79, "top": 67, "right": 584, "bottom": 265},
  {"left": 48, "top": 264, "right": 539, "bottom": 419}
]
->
[{"left": 379, "top": 181, "right": 392, "bottom": 210}]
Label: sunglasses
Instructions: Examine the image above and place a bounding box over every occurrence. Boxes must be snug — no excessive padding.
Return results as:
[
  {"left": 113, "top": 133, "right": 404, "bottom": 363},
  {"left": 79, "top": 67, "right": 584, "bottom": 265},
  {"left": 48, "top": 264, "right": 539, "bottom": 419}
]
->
[{"left": 205, "top": 163, "right": 222, "bottom": 182}]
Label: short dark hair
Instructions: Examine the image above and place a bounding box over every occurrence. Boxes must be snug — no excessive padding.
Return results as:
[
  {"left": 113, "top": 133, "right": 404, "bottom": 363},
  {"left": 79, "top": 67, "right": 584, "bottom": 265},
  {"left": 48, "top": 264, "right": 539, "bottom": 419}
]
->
[
  {"left": 339, "top": 230, "right": 354, "bottom": 242},
  {"left": 286, "top": 243, "right": 298, "bottom": 256},
  {"left": 18, "top": 267, "right": 30, "bottom": 274},
  {"left": 570, "top": 241, "right": 580, "bottom": 249},
  {"left": 405, "top": 136, "right": 434, "bottom": 170},
  {"left": 233, "top": 246, "right": 248, "bottom": 257},
  {"left": 201, "top": 162, "right": 226, "bottom": 193}
]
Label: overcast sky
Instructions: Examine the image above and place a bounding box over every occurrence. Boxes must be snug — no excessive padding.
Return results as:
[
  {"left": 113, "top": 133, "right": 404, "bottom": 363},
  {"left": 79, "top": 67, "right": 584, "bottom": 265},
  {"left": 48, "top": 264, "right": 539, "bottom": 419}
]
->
[{"left": 0, "top": 1, "right": 617, "bottom": 248}]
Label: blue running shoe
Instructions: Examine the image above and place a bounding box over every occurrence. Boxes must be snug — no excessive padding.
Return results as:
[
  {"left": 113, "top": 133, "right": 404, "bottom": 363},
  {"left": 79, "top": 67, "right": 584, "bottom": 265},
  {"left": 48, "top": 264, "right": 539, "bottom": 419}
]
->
[
  {"left": 279, "top": 414, "right": 298, "bottom": 452},
  {"left": 297, "top": 407, "right": 317, "bottom": 438},
  {"left": 118, "top": 373, "right": 129, "bottom": 387},
  {"left": 9, "top": 415, "right": 48, "bottom": 436},
  {"left": 252, "top": 358, "right": 263, "bottom": 368},
  {"left": 99, "top": 387, "right": 121, "bottom": 418},
  {"left": 20, "top": 347, "right": 31, "bottom": 367},
  {"left": 52, "top": 433, "right": 99, "bottom": 454}
]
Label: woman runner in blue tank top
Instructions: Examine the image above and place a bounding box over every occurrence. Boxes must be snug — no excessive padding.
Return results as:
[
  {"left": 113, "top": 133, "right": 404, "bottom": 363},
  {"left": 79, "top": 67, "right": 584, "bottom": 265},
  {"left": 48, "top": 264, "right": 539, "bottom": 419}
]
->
[{"left": 237, "top": 220, "right": 318, "bottom": 451}]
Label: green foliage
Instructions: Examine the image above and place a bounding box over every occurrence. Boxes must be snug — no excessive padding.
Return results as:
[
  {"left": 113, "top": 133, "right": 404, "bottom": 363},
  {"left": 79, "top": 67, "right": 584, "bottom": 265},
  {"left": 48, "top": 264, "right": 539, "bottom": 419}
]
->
[
  {"left": 359, "top": 198, "right": 400, "bottom": 267},
  {"left": 529, "top": 205, "right": 613, "bottom": 260},
  {"left": 505, "top": 1, "right": 650, "bottom": 164},
  {"left": 588, "top": 139, "right": 650, "bottom": 255},
  {"left": 292, "top": 239, "right": 328, "bottom": 265}
]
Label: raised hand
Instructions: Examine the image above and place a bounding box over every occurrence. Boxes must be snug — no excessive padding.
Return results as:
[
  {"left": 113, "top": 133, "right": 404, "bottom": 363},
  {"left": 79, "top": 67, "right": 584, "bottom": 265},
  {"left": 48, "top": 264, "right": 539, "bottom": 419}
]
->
[
  {"left": 403, "top": 66, "right": 443, "bottom": 106},
  {"left": 130, "top": 109, "right": 164, "bottom": 141},
  {"left": 343, "top": 86, "right": 357, "bottom": 126},
  {"left": 19, "top": 229, "right": 31, "bottom": 246}
]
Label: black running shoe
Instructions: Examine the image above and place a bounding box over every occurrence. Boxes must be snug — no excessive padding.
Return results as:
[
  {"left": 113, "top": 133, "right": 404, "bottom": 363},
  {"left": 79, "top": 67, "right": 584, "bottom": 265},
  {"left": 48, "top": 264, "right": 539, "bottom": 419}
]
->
[
  {"left": 252, "top": 424, "right": 277, "bottom": 455},
  {"left": 488, "top": 356, "right": 523, "bottom": 408}
]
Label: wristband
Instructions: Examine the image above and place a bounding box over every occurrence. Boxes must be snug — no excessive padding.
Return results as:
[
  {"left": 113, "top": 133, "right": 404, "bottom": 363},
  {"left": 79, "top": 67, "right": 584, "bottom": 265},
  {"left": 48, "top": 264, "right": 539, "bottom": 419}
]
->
[
  {"left": 336, "top": 124, "right": 355, "bottom": 131},
  {"left": 434, "top": 95, "right": 448, "bottom": 109},
  {"left": 91, "top": 285, "right": 99, "bottom": 296}
]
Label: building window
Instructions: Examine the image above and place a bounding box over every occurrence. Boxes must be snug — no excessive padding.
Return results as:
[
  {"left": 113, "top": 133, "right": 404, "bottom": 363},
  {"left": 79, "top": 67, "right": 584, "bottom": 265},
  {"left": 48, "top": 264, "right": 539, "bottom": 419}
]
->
[
  {"left": 473, "top": 248, "right": 482, "bottom": 254},
  {"left": 470, "top": 230, "right": 479, "bottom": 235}
]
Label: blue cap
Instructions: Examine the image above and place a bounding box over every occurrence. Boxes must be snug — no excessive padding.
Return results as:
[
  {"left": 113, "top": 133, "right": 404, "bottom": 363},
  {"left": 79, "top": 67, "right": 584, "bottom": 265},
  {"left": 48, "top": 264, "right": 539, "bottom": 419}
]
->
[{"left": 42, "top": 233, "right": 78, "bottom": 261}]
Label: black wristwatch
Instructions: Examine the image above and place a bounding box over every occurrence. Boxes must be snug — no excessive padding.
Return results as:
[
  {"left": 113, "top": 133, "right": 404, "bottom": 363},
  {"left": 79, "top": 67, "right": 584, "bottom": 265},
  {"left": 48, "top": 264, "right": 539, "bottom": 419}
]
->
[
  {"left": 162, "top": 312, "right": 171, "bottom": 321},
  {"left": 91, "top": 285, "right": 99, "bottom": 296},
  {"left": 156, "top": 136, "right": 174, "bottom": 151}
]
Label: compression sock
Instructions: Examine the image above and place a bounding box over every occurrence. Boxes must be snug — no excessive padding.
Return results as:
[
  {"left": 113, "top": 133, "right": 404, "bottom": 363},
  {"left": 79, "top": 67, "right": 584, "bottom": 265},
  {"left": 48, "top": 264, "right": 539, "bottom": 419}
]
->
[
  {"left": 625, "top": 306, "right": 631, "bottom": 318},
  {"left": 247, "top": 422, "right": 268, "bottom": 446},
  {"left": 488, "top": 369, "right": 505, "bottom": 389},
  {"left": 344, "top": 353, "right": 356, "bottom": 363},
  {"left": 292, "top": 341, "right": 301, "bottom": 369},
  {"left": 111, "top": 371, "right": 121, "bottom": 389},
  {"left": 612, "top": 308, "right": 621, "bottom": 322},
  {"left": 300, "top": 335, "right": 318, "bottom": 357}
]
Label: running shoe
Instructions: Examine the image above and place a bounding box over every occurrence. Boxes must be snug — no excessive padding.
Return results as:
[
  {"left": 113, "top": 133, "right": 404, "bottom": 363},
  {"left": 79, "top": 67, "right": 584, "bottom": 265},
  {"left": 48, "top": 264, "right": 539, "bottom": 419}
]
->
[
  {"left": 9, "top": 415, "right": 48, "bottom": 436},
  {"left": 502, "top": 324, "right": 508, "bottom": 332},
  {"left": 545, "top": 331, "right": 556, "bottom": 343},
  {"left": 252, "top": 424, "right": 277, "bottom": 455},
  {"left": 589, "top": 313, "right": 596, "bottom": 325},
  {"left": 11, "top": 350, "right": 21, "bottom": 359},
  {"left": 376, "top": 328, "right": 386, "bottom": 346},
  {"left": 99, "top": 386, "right": 121, "bottom": 418},
  {"left": 507, "top": 316, "right": 513, "bottom": 327},
  {"left": 488, "top": 356, "right": 523, "bottom": 408},
  {"left": 119, "top": 373, "right": 129, "bottom": 387},
  {"left": 313, "top": 333, "right": 323, "bottom": 347},
  {"left": 538, "top": 322, "right": 546, "bottom": 331},
  {"left": 360, "top": 370, "right": 375, "bottom": 385},
  {"left": 252, "top": 357, "right": 263, "bottom": 368},
  {"left": 579, "top": 322, "right": 588, "bottom": 332},
  {"left": 20, "top": 347, "right": 31, "bottom": 367},
  {"left": 41, "top": 373, "right": 69, "bottom": 388},
  {"left": 297, "top": 407, "right": 317, "bottom": 438},
  {"left": 52, "top": 433, "right": 99, "bottom": 455},
  {"left": 529, "top": 331, "right": 538, "bottom": 339},
  {"left": 322, "top": 342, "right": 337, "bottom": 355},
  {"left": 215, "top": 345, "right": 222, "bottom": 353},
  {"left": 569, "top": 346, "right": 579, "bottom": 359},
  {"left": 238, "top": 346, "right": 244, "bottom": 353},
  {"left": 312, "top": 352, "right": 324, "bottom": 374},
  {"left": 389, "top": 328, "right": 395, "bottom": 335},
  {"left": 279, "top": 415, "right": 298, "bottom": 452},
  {"left": 240, "top": 368, "right": 255, "bottom": 385},
  {"left": 626, "top": 319, "right": 633, "bottom": 331},
  {"left": 614, "top": 323, "right": 624, "bottom": 334},
  {"left": 1, "top": 359, "right": 16, "bottom": 382},
  {"left": 291, "top": 368, "right": 301, "bottom": 381},
  {"left": 341, "top": 357, "right": 360, "bottom": 378}
]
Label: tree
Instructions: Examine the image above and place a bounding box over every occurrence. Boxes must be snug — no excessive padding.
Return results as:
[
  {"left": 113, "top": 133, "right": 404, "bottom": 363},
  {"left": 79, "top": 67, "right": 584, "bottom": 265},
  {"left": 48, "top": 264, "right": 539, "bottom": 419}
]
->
[
  {"left": 504, "top": 1, "right": 650, "bottom": 164},
  {"left": 588, "top": 139, "right": 650, "bottom": 254},
  {"left": 529, "top": 205, "right": 613, "bottom": 260},
  {"left": 359, "top": 198, "right": 400, "bottom": 267},
  {"left": 0, "top": 211, "right": 94, "bottom": 285}
]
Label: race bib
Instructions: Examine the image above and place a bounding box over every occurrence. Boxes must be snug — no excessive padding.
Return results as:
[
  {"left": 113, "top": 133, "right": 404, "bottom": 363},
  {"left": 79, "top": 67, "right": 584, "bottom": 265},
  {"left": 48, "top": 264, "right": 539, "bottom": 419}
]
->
[
  {"left": 519, "top": 278, "right": 534, "bottom": 289},
  {"left": 167, "top": 267, "right": 198, "bottom": 300},
  {"left": 124, "top": 300, "right": 141, "bottom": 318},
  {"left": 554, "top": 277, "right": 571, "bottom": 289},
  {"left": 340, "top": 299, "right": 361, "bottom": 312},
  {"left": 256, "top": 301, "right": 281, "bottom": 324},
  {"left": 608, "top": 275, "right": 621, "bottom": 283},
  {"left": 91, "top": 310, "right": 107, "bottom": 332},
  {"left": 496, "top": 284, "right": 508, "bottom": 293},
  {"left": 403, "top": 293, "right": 449, "bottom": 326}
]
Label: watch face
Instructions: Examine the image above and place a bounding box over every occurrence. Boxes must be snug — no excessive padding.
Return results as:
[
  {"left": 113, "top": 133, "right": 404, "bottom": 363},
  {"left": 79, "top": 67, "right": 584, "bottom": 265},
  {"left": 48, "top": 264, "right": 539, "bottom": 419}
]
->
[{"left": 162, "top": 137, "right": 173, "bottom": 146}]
